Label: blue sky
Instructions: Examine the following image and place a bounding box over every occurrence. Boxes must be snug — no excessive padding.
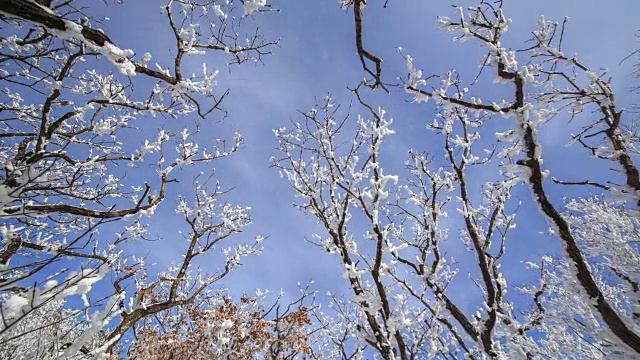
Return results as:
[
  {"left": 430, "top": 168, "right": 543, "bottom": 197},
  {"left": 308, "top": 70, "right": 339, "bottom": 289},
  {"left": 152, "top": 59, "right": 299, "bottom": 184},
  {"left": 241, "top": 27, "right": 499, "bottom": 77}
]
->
[{"left": 88, "top": 0, "right": 640, "bottom": 308}]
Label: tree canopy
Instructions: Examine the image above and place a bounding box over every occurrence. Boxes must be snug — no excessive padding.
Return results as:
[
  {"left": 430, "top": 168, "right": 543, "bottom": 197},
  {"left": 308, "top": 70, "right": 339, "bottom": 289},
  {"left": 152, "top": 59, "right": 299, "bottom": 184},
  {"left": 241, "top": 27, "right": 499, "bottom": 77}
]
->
[{"left": 0, "top": 0, "right": 639, "bottom": 358}]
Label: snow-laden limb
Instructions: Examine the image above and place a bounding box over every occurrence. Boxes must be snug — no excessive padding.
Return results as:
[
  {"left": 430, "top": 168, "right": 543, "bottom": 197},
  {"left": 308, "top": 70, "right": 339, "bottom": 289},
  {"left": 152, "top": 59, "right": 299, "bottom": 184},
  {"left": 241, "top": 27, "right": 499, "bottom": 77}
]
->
[
  {"left": 3, "top": 0, "right": 278, "bottom": 115},
  {"left": 61, "top": 292, "right": 123, "bottom": 359},
  {"left": 0, "top": 0, "right": 135, "bottom": 76}
]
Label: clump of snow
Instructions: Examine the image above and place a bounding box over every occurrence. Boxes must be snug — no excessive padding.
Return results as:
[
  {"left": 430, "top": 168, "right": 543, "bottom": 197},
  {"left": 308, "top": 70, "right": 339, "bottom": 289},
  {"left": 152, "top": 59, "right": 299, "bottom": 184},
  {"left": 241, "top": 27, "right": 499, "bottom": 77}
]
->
[
  {"left": 46, "top": 19, "right": 136, "bottom": 76},
  {"left": 0, "top": 263, "right": 111, "bottom": 326},
  {"left": 213, "top": 4, "right": 226, "bottom": 19},
  {"left": 243, "top": 0, "right": 267, "bottom": 16}
]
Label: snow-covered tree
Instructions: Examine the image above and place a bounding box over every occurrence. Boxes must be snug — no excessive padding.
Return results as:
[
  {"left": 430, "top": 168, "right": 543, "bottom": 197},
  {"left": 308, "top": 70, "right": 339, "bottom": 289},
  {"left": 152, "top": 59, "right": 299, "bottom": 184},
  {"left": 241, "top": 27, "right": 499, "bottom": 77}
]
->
[
  {"left": 0, "top": 0, "right": 281, "bottom": 357},
  {"left": 275, "top": 1, "right": 640, "bottom": 358}
]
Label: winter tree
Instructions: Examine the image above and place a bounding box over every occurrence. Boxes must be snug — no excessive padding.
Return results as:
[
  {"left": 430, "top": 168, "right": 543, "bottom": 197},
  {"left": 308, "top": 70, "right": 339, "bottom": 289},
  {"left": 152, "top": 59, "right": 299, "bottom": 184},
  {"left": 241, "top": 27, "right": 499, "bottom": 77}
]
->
[
  {"left": 0, "top": 0, "right": 317, "bottom": 358},
  {"left": 274, "top": 0, "right": 640, "bottom": 358}
]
